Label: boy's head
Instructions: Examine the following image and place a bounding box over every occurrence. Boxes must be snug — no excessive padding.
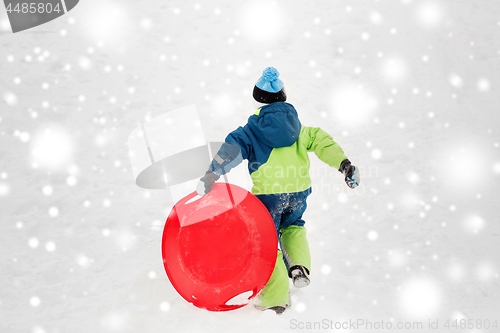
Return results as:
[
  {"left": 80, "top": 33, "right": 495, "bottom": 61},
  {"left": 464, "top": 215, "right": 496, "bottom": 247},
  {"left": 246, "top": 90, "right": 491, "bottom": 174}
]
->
[{"left": 253, "top": 67, "right": 287, "bottom": 104}]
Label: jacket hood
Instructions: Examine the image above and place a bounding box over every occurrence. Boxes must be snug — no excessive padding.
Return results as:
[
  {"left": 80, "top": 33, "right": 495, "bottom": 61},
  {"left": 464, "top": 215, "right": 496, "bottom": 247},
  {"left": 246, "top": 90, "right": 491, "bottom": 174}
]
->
[{"left": 247, "top": 102, "right": 301, "bottom": 148}]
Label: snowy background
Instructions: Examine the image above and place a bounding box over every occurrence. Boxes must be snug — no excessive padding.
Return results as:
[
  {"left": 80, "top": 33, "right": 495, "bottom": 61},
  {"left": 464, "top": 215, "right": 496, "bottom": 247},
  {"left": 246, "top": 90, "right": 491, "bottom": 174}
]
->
[{"left": 1, "top": 0, "right": 500, "bottom": 332}]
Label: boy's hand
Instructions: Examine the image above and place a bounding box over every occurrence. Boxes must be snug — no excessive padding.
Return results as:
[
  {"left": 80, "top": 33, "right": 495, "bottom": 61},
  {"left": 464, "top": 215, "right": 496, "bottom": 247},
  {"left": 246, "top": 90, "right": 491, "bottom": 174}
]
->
[
  {"left": 344, "top": 165, "right": 360, "bottom": 189},
  {"left": 339, "top": 159, "right": 360, "bottom": 189},
  {"left": 196, "top": 171, "right": 220, "bottom": 196}
]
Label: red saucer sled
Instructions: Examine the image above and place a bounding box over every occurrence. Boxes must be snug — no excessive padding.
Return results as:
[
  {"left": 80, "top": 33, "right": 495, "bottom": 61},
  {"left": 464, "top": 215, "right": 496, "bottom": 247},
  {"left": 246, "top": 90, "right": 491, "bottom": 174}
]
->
[{"left": 162, "top": 183, "right": 277, "bottom": 311}]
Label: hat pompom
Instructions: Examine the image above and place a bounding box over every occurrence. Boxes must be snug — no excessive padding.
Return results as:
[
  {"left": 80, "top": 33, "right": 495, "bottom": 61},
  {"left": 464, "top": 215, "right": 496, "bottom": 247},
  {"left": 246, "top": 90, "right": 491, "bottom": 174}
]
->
[
  {"left": 253, "top": 66, "right": 286, "bottom": 103},
  {"left": 262, "top": 67, "right": 280, "bottom": 82}
]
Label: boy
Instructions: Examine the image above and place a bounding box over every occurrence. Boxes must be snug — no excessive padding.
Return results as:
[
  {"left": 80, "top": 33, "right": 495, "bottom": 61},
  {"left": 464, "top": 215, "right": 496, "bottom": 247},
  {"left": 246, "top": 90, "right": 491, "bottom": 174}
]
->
[{"left": 196, "top": 67, "right": 360, "bottom": 314}]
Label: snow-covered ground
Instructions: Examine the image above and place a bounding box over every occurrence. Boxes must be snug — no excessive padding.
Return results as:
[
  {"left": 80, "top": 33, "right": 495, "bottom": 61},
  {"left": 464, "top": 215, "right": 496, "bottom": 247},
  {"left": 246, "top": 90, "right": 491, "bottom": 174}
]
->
[{"left": 1, "top": 0, "right": 500, "bottom": 332}]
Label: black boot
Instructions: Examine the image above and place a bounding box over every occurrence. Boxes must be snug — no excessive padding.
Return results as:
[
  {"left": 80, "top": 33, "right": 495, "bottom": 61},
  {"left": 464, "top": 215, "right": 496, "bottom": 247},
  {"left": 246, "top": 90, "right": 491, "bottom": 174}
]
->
[{"left": 290, "top": 265, "right": 310, "bottom": 288}]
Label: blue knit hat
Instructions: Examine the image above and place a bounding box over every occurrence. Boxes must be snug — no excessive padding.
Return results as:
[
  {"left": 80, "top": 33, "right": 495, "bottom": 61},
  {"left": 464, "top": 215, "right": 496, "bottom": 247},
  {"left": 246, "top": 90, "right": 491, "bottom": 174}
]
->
[{"left": 253, "top": 67, "right": 287, "bottom": 103}]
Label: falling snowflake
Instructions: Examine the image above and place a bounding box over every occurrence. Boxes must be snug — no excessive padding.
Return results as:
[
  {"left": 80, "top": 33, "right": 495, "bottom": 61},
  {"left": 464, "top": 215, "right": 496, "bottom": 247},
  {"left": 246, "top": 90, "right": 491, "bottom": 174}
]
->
[
  {"left": 238, "top": 2, "right": 287, "bottom": 44},
  {"left": 160, "top": 301, "right": 170, "bottom": 312},
  {"left": 28, "top": 238, "right": 39, "bottom": 249},
  {"left": 140, "top": 17, "right": 153, "bottom": 30},
  {"left": 399, "top": 277, "right": 442, "bottom": 319},
  {"left": 463, "top": 214, "right": 485, "bottom": 234},
  {"left": 45, "top": 242, "right": 56, "bottom": 252},
  {"left": 447, "top": 261, "right": 466, "bottom": 282},
  {"left": 493, "top": 161, "right": 500, "bottom": 175},
  {"left": 388, "top": 250, "right": 407, "bottom": 268},
  {"left": 476, "top": 262, "right": 495, "bottom": 282},
  {"left": 381, "top": 57, "right": 409, "bottom": 83},
  {"left": 415, "top": 1, "right": 444, "bottom": 29},
  {"left": 78, "top": 57, "right": 92, "bottom": 70},
  {"left": 369, "top": 11, "right": 383, "bottom": 25},
  {"left": 371, "top": 149, "right": 382, "bottom": 159},
  {"left": 439, "top": 144, "right": 486, "bottom": 190},
  {"left": 76, "top": 255, "right": 92, "bottom": 268},
  {"left": 101, "top": 312, "right": 128, "bottom": 331},
  {"left": 66, "top": 176, "right": 77, "bottom": 186},
  {"left": 3, "top": 91, "right": 18, "bottom": 106},
  {"left": 407, "top": 172, "right": 420, "bottom": 184},
  {"left": 330, "top": 84, "right": 378, "bottom": 127},
  {"left": 295, "top": 302, "right": 306, "bottom": 313},
  {"left": 367, "top": 230, "right": 379, "bottom": 241},
  {"left": 30, "top": 296, "right": 41, "bottom": 307},
  {"left": 337, "top": 192, "right": 348, "bottom": 203},
  {"left": 81, "top": 2, "right": 129, "bottom": 44},
  {"left": 448, "top": 74, "right": 464, "bottom": 88},
  {"left": 477, "top": 78, "right": 490, "bottom": 92},
  {"left": 320, "top": 264, "right": 332, "bottom": 275},
  {"left": 0, "top": 183, "right": 10, "bottom": 197},
  {"left": 31, "top": 127, "right": 74, "bottom": 171},
  {"left": 48, "top": 207, "right": 59, "bottom": 217},
  {"left": 32, "top": 326, "right": 46, "bottom": 333}
]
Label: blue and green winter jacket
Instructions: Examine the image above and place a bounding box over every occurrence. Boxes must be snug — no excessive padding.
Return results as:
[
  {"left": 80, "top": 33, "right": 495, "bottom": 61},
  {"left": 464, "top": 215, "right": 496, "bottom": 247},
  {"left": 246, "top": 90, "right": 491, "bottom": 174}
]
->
[{"left": 209, "top": 102, "right": 348, "bottom": 195}]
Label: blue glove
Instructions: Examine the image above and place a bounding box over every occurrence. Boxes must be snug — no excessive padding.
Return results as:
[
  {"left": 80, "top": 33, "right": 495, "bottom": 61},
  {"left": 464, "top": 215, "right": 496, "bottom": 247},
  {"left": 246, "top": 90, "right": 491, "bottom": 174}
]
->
[
  {"left": 196, "top": 171, "right": 220, "bottom": 196},
  {"left": 339, "top": 159, "right": 360, "bottom": 189}
]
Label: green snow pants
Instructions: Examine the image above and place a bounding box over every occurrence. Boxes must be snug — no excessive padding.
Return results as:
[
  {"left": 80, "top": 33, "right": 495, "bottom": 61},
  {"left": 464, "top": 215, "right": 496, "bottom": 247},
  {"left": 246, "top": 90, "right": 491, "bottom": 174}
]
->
[{"left": 256, "top": 225, "right": 311, "bottom": 307}]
